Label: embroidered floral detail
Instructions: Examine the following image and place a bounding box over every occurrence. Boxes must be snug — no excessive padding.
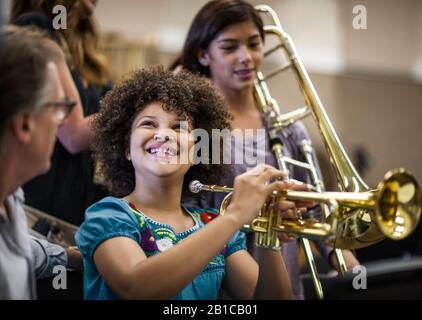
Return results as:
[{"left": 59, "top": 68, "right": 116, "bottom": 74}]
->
[
  {"left": 155, "top": 228, "right": 177, "bottom": 242},
  {"left": 199, "top": 211, "right": 219, "bottom": 224},
  {"left": 156, "top": 238, "right": 174, "bottom": 252},
  {"left": 139, "top": 216, "right": 145, "bottom": 228},
  {"left": 129, "top": 203, "right": 227, "bottom": 270},
  {"left": 128, "top": 202, "right": 146, "bottom": 228},
  {"left": 140, "top": 227, "right": 158, "bottom": 252}
]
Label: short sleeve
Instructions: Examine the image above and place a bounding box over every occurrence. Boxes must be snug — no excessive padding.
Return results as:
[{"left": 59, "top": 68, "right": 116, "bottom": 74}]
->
[
  {"left": 290, "top": 121, "right": 311, "bottom": 142},
  {"left": 225, "top": 230, "right": 247, "bottom": 257},
  {"left": 30, "top": 236, "right": 67, "bottom": 279},
  {"left": 75, "top": 197, "right": 141, "bottom": 260}
]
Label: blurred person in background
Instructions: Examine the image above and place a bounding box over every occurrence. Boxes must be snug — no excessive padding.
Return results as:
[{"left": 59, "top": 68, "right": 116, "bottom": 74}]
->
[{"left": 10, "top": 0, "right": 111, "bottom": 226}]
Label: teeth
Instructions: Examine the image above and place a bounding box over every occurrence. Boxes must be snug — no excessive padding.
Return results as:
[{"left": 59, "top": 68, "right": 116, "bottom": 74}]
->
[{"left": 149, "top": 147, "right": 176, "bottom": 156}]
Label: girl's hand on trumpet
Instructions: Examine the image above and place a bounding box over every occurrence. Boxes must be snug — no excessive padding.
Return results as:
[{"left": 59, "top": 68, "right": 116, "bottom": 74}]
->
[
  {"left": 273, "top": 197, "right": 297, "bottom": 243},
  {"left": 225, "top": 164, "right": 315, "bottom": 231},
  {"left": 225, "top": 164, "right": 291, "bottom": 227},
  {"left": 272, "top": 180, "right": 315, "bottom": 242}
]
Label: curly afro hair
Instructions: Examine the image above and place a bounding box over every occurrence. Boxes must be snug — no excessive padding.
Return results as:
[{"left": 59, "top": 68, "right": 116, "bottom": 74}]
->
[{"left": 92, "top": 66, "right": 232, "bottom": 197}]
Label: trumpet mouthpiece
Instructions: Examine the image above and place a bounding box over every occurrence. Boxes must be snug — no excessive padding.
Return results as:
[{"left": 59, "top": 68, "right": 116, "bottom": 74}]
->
[{"left": 189, "top": 180, "right": 203, "bottom": 193}]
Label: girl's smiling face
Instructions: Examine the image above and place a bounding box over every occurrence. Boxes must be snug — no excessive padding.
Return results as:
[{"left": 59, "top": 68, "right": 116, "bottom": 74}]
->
[{"left": 128, "top": 102, "right": 194, "bottom": 180}]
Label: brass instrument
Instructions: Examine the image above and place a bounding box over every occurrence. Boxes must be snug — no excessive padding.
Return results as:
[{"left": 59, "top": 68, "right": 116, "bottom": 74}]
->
[
  {"left": 190, "top": 169, "right": 421, "bottom": 245},
  {"left": 195, "top": 4, "right": 421, "bottom": 299},
  {"left": 252, "top": 4, "right": 357, "bottom": 298}
]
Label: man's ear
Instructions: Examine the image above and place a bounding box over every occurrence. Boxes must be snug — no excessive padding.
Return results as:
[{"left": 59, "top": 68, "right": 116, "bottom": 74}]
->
[
  {"left": 10, "top": 113, "right": 34, "bottom": 144},
  {"left": 197, "top": 49, "right": 210, "bottom": 67}
]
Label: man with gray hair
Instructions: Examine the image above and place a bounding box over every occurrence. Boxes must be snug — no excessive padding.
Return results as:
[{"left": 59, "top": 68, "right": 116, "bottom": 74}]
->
[{"left": 0, "top": 25, "right": 78, "bottom": 299}]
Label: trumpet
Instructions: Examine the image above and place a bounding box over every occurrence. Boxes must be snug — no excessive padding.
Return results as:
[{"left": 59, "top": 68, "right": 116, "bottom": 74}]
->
[{"left": 190, "top": 168, "right": 421, "bottom": 249}]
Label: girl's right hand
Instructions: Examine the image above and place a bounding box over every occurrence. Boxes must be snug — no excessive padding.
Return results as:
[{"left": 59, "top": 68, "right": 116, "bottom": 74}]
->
[{"left": 225, "top": 164, "right": 291, "bottom": 227}]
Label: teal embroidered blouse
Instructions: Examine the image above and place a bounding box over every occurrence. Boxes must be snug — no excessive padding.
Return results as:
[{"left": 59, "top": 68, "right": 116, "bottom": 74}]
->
[{"left": 75, "top": 196, "right": 246, "bottom": 300}]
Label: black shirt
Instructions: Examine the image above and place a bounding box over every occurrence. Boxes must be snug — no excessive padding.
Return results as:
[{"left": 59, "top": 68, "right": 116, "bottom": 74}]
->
[{"left": 16, "top": 13, "right": 110, "bottom": 226}]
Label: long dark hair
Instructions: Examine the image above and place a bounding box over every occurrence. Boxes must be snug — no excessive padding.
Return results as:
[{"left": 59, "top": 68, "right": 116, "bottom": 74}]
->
[
  {"left": 10, "top": 0, "right": 109, "bottom": 87},
  {"left": 172, "top": 0, "right": 264, "bottom": 78}
]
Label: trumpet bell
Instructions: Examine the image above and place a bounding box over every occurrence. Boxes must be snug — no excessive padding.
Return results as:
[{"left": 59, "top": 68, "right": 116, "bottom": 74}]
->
[
  {"left": 376, "top": 169, "right": 421, "bottom": 240},
  {"left": 331, "top": 169, "right": 421, "bottom": 249}
]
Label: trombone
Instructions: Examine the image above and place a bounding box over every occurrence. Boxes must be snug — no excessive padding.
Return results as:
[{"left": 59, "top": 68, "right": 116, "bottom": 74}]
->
[{"left": 218, "top": 4, "right": 422, "bottom": 299}]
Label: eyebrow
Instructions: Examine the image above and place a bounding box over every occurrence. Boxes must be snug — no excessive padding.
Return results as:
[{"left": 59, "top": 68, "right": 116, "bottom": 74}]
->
[
  {"left": 137, "top": 115, "right": 156, "bottom": 120},
  {"left": 133, "top": 115, "right": 155, "bottom": 126},
  {"left": 217, "top": 34, "right": 261, "bottom": 43},
  {"left": 135, "top": 115, "right": 188, "bottom": 124}
]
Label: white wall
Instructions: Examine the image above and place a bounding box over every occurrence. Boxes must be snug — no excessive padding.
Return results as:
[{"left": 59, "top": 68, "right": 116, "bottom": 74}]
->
[
  {"left": 5, "top": 0, "right": 422, "bottom": 80},
  {"left": 94, "top": 0, "right": 422, "bottom": 81},
  {"left": 1, "top": 0, "right": 9, "bottom": 26},
  {"left": 342, "top": 0, "right": 419, "bottom": 78},
  {"left": 268, "top": 0, "right": 345, "bottom": 73},
  {"left": 412, "top": 0, "right": 422, "bottom": 81}
]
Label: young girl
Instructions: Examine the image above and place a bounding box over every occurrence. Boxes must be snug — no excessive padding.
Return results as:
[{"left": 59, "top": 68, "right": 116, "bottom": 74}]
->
[
  {"left": 75, "top": 67, "right": 300, "bottom": 300},
  {"left": 174, "top": 0, "right": 359, "bottom": 299}
]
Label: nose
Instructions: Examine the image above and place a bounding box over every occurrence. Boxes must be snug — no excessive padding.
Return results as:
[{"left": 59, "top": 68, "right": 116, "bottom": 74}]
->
[
  {"left": 154, "top": 134, "right": 174, "bottom": 142},
  {"left": 154, "top": 128, "right": 177, "bottom": 142},
  {"left": 238, "top": 45, "right": 252, "bottom": 66}
]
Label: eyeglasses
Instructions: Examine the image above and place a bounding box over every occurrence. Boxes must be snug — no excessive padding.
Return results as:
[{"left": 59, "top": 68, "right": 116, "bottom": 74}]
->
[{"left": 44, "top": 97, "right": 76, "bottom": 124}]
